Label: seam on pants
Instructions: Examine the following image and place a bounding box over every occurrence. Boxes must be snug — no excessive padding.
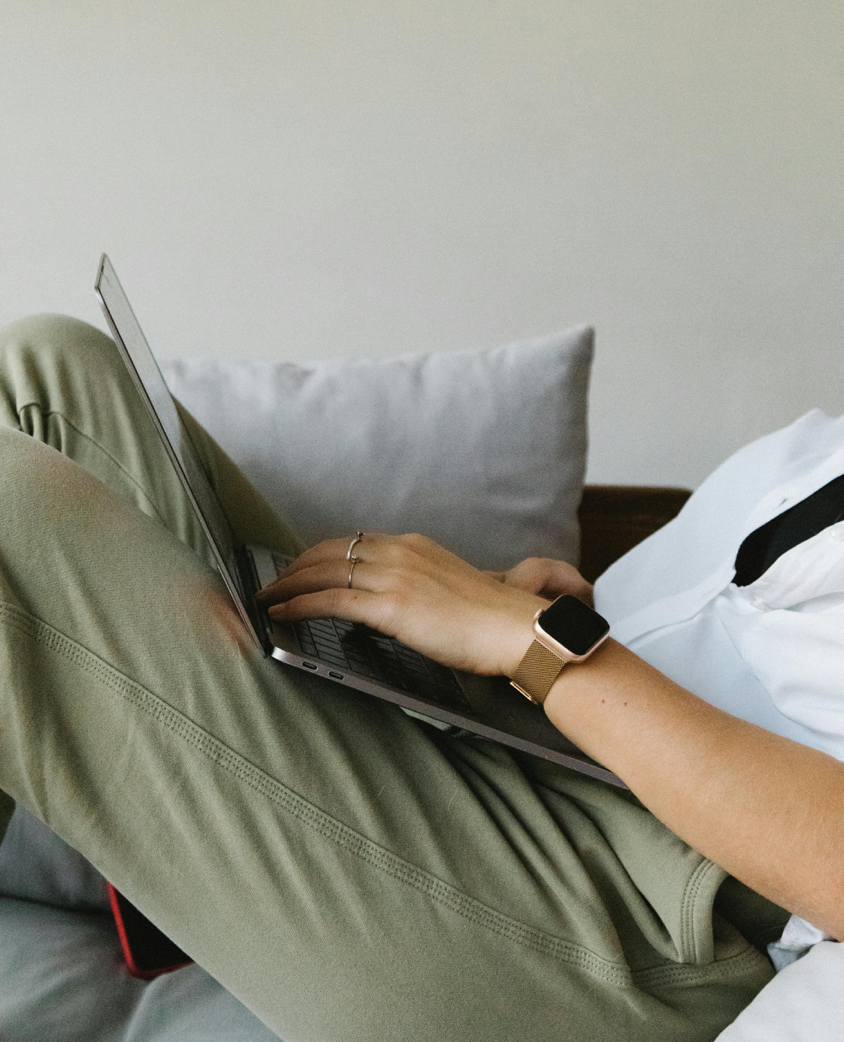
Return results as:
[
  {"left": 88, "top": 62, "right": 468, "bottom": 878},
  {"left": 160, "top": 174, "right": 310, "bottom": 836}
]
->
[
  {"left": 631, "top": 945, "right": 766, "bottom": 989},
  {"left": 681, "top": 857, "right": 726, "bottom": 962},
  {"left": 0, "top": 602, "right": 648, "bottom": 986},
  {"left": 0, "top": 600, "right": 754, "bottom": 987},
  {"left": 16, "top": 406, "right": 167, "bottom": 526}
]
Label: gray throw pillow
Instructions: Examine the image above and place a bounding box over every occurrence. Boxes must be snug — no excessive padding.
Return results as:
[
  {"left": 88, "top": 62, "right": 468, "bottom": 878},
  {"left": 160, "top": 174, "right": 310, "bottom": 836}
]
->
[{"left": 160, "top": 326, "right": 593, "bottom": 571}]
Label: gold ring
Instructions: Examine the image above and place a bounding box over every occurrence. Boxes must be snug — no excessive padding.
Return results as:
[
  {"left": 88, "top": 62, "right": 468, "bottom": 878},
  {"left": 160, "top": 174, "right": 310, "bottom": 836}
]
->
[{"left": 346, "top": 531, "right": 364, "bottom": 561}]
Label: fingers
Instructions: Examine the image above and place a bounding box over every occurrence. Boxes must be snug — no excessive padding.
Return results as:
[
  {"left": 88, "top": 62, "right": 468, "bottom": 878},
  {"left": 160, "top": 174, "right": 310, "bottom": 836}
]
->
[
  {"left": 255, "top": 531, "right": 547, "bottom": 677},
  {"left": 267, "top": 586, "right": 391, "bottom": 631},
  {"left": 266, "top": 536, "right": 360, "bottom": 585},
  {"left": 270, "top": 558, "right": 349, "bottom": 597},
  {"left": 257, "top": 534, "right": 390, "bottom": 605},
  {"left": 259, "top": 557, "right": 379, "bottom": 606},
  {"left": 257, "top": 532, "right": 445, "bottom": 605},
  {"left": 500, "top": 558, "right": 555, "bottom": 595},
  {"left": 501, "top": 558, "right": 594, "bottom": 604},
  {"left": 260, "top": 533, "right": 422, "bottom": 641},
  {"left": 256, "top": 537, "right": 368, "bottom": 604}
]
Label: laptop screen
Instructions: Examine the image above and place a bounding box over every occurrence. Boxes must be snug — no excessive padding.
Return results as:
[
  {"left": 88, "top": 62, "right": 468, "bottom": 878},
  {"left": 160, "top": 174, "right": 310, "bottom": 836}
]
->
[{"left": 95, "top": 254, "right": 259, "bottom": 644}]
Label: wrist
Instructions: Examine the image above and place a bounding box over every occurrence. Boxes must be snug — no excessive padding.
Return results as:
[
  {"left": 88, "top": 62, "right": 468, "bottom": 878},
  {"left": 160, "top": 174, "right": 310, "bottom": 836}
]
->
[
  {"left": 498, "top": 596, "right": 548, "bottom": 679},
  {"left": 506, "top": 594, "right": 611, "bottom": 705}
]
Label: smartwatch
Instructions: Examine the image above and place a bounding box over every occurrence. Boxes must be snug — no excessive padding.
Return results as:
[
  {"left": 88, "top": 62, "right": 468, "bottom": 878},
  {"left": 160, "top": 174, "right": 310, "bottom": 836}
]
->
[{"left": 510, "top": 594, "right": 610, "bottom": 705}]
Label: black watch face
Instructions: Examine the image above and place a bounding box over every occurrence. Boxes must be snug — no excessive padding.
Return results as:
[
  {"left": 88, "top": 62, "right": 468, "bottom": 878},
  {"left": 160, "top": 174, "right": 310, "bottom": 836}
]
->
[{"left": 538, "top": 596, "right": 610, "bottom": 657}]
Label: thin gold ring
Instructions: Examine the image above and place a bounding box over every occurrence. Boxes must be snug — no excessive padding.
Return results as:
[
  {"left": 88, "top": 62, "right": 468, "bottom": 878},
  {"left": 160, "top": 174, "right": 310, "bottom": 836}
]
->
[
  {"left": 347, "top": 532, "right": 364, "bottom": 588},
  {"left": 346, "top": 531, "right": 364, "bottom": 561}
]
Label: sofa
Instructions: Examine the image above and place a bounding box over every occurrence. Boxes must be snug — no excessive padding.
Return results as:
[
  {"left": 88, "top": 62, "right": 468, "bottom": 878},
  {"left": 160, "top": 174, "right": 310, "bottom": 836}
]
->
[{"left": 0, "top": 325, "right": 820, "bottom": 1040}]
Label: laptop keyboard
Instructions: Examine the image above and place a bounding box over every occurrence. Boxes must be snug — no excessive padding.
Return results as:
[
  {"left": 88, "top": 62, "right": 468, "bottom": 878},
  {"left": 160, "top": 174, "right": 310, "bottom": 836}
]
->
[{"left": 271, "top": 553, "right": 469, "bottom": 710}]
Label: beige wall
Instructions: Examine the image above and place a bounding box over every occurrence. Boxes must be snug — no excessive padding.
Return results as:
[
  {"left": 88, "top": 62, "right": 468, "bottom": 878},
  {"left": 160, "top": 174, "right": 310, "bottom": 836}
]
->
[{"left": 1, "top": 0, "right": 841, "bottom": 487}]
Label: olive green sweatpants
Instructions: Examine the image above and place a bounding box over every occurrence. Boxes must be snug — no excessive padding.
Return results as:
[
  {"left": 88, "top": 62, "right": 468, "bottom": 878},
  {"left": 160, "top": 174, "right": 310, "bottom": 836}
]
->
[{"left": 0, "top": 315, "right": 786, "bottom": 1041}]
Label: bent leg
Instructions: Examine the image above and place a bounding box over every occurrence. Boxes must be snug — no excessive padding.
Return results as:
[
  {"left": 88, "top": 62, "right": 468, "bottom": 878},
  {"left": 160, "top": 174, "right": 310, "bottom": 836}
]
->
[
  {"left": 0, "top": 313, "right": 303, "bottom": 565},
  {"left": 0, "top": 318, "right": 780, "bottom": 1041}
]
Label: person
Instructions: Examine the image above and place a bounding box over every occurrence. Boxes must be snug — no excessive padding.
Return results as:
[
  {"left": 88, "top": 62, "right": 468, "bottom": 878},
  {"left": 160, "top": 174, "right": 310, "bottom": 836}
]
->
[{"left": 0, "top": 313, "right": 841, "bottom": 1042}]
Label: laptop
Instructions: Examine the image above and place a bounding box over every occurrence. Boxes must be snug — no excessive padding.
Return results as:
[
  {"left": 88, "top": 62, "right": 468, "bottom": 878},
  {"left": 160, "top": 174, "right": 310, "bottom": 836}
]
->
[{"left": 95, "top": 254, "right": 624, "bottom": 788}]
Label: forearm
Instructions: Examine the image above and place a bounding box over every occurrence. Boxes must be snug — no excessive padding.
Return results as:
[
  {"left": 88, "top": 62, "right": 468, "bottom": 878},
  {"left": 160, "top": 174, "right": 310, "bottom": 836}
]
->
[{"left": 543, "top": 638, "right": 844, "bottom": 938}]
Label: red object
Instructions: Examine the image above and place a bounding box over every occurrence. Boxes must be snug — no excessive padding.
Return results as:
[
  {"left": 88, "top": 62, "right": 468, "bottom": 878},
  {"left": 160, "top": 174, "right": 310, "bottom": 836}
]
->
[{"left": 107, "top": 882, "right": 193, "bottom": 980}]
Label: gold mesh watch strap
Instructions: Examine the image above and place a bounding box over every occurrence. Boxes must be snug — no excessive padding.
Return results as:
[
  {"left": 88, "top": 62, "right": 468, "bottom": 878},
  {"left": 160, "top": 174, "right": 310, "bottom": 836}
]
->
[{"left": 510, "top": 639, "right": 566, "bottom": 705}]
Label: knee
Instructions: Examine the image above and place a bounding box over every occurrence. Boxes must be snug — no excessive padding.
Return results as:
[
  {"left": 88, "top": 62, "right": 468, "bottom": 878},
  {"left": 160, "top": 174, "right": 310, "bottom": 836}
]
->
[
  {"left": 0, "top": 315, "right": 122, "bottom": 419},
  {"left": 0, "top": 314, "right": 115, "bottom": 369}
]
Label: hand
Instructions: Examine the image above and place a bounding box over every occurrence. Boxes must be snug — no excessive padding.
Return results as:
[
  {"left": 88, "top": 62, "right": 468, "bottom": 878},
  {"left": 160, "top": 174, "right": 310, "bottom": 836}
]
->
[
  {"left": 255, "top": 533, "right": 546, "bottom": 677},
  {"left": 487, "top": 558, "right": 594, "bottom": 607}
]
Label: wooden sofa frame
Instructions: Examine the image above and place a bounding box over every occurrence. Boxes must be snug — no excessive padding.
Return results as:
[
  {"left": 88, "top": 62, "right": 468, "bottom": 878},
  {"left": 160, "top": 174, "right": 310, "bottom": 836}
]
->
[{"left": 578, "top": 485, "right": 692, "bottom": 583}]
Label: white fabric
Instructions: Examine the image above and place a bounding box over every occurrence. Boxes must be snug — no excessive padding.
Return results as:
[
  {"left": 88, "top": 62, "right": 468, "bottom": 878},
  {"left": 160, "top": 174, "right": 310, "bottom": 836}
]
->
[
  {"left": 159, "top": 326, "right": 593, "bottom": 571},
  {"left": 595, "top": 407, "right": 844, "bottom": 757},
  {"left": 594, "top": 408, "right": 844, "bottom": 1040},
  {"left": 768, "top": 916, "right": 832, "bottom": 973},
  {"left": 714, "top": 942, "right": 844, "bottom": 1042}
]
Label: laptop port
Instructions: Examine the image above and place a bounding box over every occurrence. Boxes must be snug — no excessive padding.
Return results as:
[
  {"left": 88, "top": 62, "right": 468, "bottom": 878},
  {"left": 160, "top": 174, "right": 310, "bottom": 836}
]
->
[
  {"left": 302, "top": 662, "right": 318, "bottom": 670},
  {"left": 328, "top": 671, "right": 344, "bottom": 680}
]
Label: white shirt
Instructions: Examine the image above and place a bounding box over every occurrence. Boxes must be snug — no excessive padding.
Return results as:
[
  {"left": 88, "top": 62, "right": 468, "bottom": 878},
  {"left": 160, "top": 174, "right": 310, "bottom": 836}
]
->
[{"left": 593, "top": 409, "right": 844, "bottom": 1040}]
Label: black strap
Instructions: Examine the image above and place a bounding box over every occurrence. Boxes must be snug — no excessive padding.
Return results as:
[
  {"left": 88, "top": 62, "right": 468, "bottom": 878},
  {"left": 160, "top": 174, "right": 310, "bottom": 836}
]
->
[{"left": 733, "top": 474, "right": 844, "bottom": 587}]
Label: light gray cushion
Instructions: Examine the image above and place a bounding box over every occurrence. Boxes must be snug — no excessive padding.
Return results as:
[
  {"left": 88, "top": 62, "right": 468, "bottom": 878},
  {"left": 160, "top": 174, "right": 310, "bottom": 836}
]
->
[
  {"left": 0, "top": 900, "right": 143, "bottom": 1042},
  {"left": 0, "top": 806, "right": 108, "bottom": 910},
  {"left": 160, "top": 326, "right": 594, "bottom": 571},
  {"left": 0, "top": 899, "right": 278, "bottom": 1042}
]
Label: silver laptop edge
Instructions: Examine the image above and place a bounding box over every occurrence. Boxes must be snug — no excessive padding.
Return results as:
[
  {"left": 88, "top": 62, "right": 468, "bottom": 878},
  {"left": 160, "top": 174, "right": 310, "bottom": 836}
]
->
[{"left": 95, "top": 255, "right": 261, "bottom": 645}]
